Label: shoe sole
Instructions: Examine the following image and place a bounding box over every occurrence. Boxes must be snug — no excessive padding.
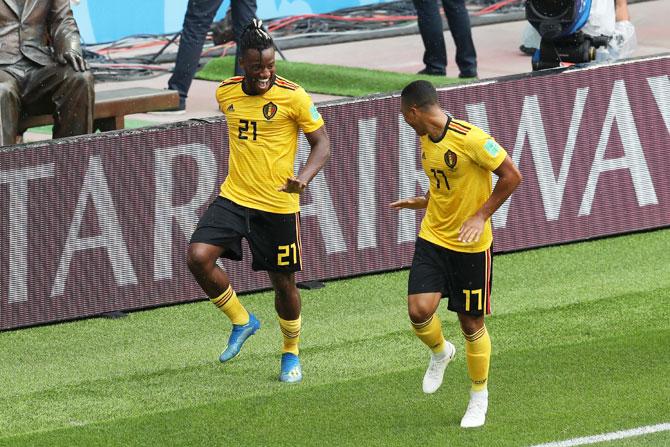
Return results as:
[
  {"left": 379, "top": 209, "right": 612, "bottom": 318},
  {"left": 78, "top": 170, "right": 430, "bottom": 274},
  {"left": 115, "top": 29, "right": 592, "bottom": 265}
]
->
[
  {"left": 460, "top": 420, "right": 486, "bottom": 428},
  {"left": 461, "top": 414, "right": 487, "bottom": 428},
  {"left": 279, "top": 373, "right": 302, "bottom": 383}
]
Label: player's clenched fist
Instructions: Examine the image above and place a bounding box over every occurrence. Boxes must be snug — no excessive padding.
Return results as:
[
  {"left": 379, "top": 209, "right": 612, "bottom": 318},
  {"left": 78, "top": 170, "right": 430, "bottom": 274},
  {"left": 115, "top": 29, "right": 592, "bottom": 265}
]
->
[{"left": 278, "top": 176, "right": 308, "bottom": 194}]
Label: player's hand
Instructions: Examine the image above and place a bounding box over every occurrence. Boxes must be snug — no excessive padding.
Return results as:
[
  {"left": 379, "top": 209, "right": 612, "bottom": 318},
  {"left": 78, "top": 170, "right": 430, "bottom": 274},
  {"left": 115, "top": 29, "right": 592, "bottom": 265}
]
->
[
  {"left": 458, "top": 214, "right": 486, "bottom": 243},
  {"left": 57, "top": 50, "right": 89, "bottom": 72},
  {"left": 278, "top": 176, "right": 307, "bottom": 194},
  {"left": 390, "top": 196, "right": 428, "bottom": 210}
]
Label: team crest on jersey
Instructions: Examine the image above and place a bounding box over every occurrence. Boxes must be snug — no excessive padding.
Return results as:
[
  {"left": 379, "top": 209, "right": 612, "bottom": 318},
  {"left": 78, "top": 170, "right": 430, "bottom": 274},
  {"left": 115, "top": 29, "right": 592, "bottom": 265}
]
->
[
  {"left": 444, "top": 150, "right": 457, "bottom": 169},
  {"left": 263, "top": 102, "right": 278, "bottom": 120}
]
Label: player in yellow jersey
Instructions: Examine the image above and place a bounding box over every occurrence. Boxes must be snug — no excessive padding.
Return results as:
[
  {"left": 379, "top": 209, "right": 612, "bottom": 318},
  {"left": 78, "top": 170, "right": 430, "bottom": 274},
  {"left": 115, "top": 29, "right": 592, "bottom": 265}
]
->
[
  {"left": 391, "top": 80, "right": 521, "bottom": 427},
  {"left": 187, "top": 20, "right": 330, "bottom": 383}
]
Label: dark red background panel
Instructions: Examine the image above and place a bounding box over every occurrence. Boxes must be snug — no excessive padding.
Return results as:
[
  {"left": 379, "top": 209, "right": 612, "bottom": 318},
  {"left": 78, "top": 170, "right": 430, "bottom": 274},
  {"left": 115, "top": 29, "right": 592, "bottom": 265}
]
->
[{"left": 1, "top": 56, "right": 669, "bottom": 329}]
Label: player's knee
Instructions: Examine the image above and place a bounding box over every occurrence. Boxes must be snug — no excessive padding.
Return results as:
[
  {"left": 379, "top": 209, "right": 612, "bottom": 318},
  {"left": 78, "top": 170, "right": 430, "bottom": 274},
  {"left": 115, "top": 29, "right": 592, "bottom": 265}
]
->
[
  {"left": 459, "top": 314, "right": 484, "bottom": 335},
  {"left": 186, "top": 245, "right": 211, "bottom": 275},
  {"left": 269, "top": 272, "right": 297, "bottom": 296},
  {"left": 408, "top": 302, "right": 434, "bottom": 324}
]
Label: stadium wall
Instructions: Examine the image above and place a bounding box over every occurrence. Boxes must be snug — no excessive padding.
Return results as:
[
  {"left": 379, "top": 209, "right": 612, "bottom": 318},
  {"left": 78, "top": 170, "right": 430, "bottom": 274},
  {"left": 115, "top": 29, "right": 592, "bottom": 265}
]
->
[{"left": 1, "top": 55, "right": 669, "bottom": 330}]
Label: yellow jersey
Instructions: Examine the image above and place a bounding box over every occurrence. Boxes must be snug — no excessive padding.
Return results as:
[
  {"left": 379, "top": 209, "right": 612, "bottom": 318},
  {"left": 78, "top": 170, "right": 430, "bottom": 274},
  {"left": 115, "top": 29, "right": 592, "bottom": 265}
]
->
[
  {"left": 215, "top": 75, "right": 325, "bottom": 214},
  {"left": 419, "top": 117, "right": 507, "bottom": 253}
]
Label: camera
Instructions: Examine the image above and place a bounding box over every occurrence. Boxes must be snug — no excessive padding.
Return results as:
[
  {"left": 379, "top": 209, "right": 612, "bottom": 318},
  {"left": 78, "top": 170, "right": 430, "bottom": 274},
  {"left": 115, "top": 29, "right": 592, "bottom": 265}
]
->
[{"left": 526, "top": 0, "right": 610, "bottom": 70}]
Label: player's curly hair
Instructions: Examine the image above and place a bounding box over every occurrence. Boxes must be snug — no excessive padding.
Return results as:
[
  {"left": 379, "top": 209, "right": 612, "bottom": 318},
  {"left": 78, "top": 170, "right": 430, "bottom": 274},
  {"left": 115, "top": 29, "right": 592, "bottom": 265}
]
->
[{"left": 239, "top": 19, "right": 273, "bottom": 54}]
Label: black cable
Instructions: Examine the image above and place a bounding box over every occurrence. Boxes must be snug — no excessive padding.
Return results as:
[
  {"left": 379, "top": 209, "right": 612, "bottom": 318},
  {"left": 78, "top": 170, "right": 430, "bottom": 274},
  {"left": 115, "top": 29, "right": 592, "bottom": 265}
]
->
[
  {"left": 82, "top": 0, "right": 525, "bottom": 82},
  {"left": 147, "top": 32, "right": 181, "bottom": 64}
]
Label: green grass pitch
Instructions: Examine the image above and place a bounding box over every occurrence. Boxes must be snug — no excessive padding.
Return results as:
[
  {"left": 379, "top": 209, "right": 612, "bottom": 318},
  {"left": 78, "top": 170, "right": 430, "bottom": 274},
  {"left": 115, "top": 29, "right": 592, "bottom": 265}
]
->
[
  {"left": 1, "top": 229, "right": 669, "bottom": 446},
  {"left": 195, "top": 56, "right": 463, "bottom": 97}
]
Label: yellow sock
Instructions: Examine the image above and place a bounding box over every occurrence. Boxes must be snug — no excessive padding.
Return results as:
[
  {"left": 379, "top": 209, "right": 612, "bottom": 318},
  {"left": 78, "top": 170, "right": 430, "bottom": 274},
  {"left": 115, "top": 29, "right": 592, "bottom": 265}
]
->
[
  {"left": 279, "top": 316, "right": 301, "bottom": 355},
  {"left": 411, "top": 313, "right": 446, "bottom": 354},
  {"left": 464, "top": 325, "right": 491, "bottom": 392},
  {"left": 210, "top": 285, "right": 249, "bottom": 325}
]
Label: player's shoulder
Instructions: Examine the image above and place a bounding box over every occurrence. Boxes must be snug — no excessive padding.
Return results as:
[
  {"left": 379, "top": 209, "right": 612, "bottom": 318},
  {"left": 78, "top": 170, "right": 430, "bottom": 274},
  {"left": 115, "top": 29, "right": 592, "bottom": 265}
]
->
[
  {"left": 216, "top": 76, "right": 244, "bottom": 97},
  {"left": 218, "top": 76, "right": 245, "bottom": 88},
  {"left": 450, "top": 118, "right": 492, "bottom": 144},
  {"left": 216, "top": 76, "right": 244, "bottom": 105},
  {"left": 274, "top": 75, "right": 302, "bottom": 92},
  {"left": 448, "top": 118, "right": 475, "bottom": 136}
]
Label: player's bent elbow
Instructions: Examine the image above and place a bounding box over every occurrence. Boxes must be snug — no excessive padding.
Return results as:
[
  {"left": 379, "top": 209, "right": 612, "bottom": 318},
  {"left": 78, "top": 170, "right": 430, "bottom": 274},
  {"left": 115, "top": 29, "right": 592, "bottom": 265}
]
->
[{"left": 506, "top": 164, "right": 523, "bottom": 189}]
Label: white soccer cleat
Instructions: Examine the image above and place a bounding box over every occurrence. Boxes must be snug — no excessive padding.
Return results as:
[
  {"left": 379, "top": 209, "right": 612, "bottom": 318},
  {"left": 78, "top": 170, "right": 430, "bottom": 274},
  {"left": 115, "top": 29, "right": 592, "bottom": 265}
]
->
[
  {"left": 422, "top": 341, "right": 456, "bottom": 394},
  {"left": 460, "top": 389, "right": 488, "bottom": 428}
]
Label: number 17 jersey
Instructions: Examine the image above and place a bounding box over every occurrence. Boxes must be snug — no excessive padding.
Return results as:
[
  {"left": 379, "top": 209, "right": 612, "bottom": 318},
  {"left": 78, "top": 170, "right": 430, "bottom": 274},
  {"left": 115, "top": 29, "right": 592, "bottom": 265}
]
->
[
  {"left": 419, "top": 117, "right": 507, "bottom": 253},
  {"left": 216, "top": 75, "right": 325, "bottom": 214}
]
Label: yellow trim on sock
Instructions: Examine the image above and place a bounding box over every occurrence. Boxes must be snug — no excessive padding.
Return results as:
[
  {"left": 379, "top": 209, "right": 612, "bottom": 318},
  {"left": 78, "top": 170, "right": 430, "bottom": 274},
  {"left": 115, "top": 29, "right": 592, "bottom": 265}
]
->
[
  {"left": 464, "top": 325, "right": 491, "bottom": 392},
  {"left": 279, "top": 315, "right": 301, "bottom": 355},
  {"left": 411, "top": 314, "right": 446, "bottom": 354},
  {"left": 211, "top": 286, "right": 249, "bottom": 325}
]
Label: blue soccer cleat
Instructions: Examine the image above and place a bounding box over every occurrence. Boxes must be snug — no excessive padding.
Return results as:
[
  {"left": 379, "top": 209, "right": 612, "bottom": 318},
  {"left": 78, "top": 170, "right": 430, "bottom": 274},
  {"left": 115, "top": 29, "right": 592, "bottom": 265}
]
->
[
  {"left": 279, "top": 352, "right": 302, "bottom": 383},
  {"left": 219, "top": 313, "right": 260, "bottom": 363}
]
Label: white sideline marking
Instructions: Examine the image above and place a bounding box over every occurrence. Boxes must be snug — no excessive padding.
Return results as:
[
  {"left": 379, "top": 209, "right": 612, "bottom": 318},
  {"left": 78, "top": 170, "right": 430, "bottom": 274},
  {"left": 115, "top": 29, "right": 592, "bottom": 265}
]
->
[{"left": 529, "top": 423, "right": 670, "bottom": 447}]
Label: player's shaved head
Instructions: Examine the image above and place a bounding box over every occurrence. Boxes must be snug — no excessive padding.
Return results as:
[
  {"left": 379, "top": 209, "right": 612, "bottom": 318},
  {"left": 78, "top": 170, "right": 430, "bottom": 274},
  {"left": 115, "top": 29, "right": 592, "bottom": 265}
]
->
[
  {"left": 400, "top": 80, "right": 441, "bottom": 136},
  {"left": 401, "top": 80, "right": 439, "bottom": 110}
]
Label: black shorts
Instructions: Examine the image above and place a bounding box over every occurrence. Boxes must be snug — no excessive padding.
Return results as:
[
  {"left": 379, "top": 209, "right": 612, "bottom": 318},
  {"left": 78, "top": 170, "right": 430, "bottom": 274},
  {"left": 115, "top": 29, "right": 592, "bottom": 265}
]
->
[
  {"left": 408, "top": 237, "right": 493, "bottom": 316},
  {"left": 190, "top": 197, "right": 302, "bottom": 272}
]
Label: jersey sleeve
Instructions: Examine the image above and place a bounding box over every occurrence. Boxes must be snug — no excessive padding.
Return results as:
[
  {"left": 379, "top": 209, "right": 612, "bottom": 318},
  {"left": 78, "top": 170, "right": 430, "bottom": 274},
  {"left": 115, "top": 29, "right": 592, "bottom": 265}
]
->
[
  {"left": 465, "top": 126, "right": 508, "bottom": 172},
  {"left": 292, "top": 87, "right": 325, "bottom": 134},
  {"left": 215, "top": 84, "right": 228, "bottom": 114}
]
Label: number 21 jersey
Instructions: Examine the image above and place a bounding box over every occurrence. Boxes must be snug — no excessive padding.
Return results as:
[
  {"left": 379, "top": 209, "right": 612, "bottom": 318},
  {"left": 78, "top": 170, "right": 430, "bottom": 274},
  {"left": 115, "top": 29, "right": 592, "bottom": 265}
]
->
[{"left": 216, "top": 75, "right": 325, "bottom": 214}]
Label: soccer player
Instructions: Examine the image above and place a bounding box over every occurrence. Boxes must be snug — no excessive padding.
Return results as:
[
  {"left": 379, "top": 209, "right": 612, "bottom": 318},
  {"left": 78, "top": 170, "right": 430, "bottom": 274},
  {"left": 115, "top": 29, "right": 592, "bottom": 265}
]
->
[
  {"left": 187, "top": 19, "right": 330, "bottom": 383},
  {"left": 391, "top": 80, "right": 521, "bottom": 427}
]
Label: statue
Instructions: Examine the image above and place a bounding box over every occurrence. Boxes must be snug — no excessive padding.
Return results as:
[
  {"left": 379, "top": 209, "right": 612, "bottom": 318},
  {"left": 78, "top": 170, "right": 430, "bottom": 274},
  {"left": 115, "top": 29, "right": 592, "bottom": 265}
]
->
[{"left": 0, "top": 0, "right": 94, "bottom": 146}]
